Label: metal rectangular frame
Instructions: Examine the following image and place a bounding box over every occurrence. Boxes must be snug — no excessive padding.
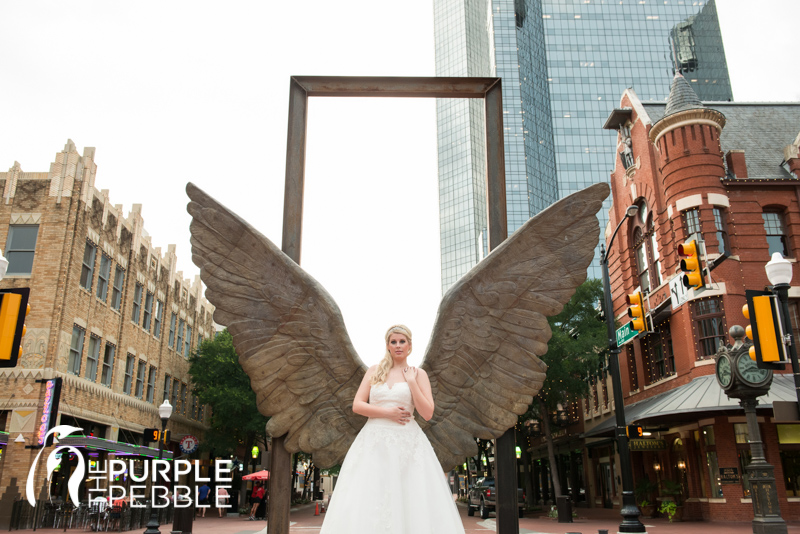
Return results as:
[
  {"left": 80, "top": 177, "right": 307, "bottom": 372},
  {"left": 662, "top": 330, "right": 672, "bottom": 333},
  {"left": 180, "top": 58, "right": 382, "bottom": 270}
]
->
[
  {"left": 271, "top": 75, "right": 510, "bottom": 534},
  {"left": 280, "top": 75, "right": 508, "bottom": 262}
]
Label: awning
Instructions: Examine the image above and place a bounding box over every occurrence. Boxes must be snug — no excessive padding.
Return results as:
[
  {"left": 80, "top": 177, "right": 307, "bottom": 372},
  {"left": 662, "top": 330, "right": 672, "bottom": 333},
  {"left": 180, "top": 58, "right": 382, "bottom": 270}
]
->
[
  {"left": 584, "top": 374, "right": 798, "bottom": 438},
  {"left": 57, "top": 435, "right": 174, "bottom": 459}
]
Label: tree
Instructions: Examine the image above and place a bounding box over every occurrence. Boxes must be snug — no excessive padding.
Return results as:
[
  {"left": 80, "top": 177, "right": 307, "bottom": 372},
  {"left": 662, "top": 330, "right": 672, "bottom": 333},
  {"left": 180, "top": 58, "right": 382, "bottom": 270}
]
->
[
  {"left": 521, "top": 279, "right": 605, "bottom": 499},
  {"left": 189, "top": 330, "right": 270, "bottom": 500}
]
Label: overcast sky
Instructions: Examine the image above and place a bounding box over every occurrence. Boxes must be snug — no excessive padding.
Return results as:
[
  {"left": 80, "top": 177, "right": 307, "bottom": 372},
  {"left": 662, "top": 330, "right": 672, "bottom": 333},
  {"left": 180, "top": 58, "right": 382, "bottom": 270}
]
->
[{"left": 1, "top": 0, "right": 798, "bottom": 367}]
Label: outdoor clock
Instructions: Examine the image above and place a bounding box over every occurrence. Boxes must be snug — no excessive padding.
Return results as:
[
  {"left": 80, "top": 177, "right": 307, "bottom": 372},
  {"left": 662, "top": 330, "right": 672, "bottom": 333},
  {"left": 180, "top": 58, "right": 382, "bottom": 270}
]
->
[
  {"left": 735, "top": 353, "right": 771, "bottom": 388},
  {"left": 715, "top": 353, "right": 733, "bottom": 388}
]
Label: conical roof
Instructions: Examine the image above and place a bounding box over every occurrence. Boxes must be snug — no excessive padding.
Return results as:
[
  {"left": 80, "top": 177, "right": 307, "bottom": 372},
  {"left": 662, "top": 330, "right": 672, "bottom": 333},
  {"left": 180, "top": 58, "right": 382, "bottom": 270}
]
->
[{"left": 664, "top": 73, "right": 704, "bottom": 116}]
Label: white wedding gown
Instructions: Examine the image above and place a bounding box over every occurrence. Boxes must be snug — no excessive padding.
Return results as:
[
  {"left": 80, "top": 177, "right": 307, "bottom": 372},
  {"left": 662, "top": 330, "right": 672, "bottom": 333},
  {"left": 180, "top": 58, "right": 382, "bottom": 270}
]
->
[{"left": 319, "top": 382, "right": 465, "bottom": 534}]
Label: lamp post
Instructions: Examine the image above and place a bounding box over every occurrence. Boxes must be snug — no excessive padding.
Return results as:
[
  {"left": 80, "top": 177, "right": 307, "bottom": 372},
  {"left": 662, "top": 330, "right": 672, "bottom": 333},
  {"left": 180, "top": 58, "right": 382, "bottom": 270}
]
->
[
  {"left": 599, "top": 204, "right": 646, "bottom": 533},
  {"left": 765, "top": 252, "right": 800, "bottom": 408},
  {"left": 144, "top": 400, "right": 173, "bottom": 534}
]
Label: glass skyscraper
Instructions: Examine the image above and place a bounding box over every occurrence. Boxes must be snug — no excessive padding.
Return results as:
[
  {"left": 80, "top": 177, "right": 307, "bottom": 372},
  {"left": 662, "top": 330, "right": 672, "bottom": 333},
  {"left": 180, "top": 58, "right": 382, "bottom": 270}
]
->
[{"left": 434, "top": 0, "right": 731, "bottom": 291}]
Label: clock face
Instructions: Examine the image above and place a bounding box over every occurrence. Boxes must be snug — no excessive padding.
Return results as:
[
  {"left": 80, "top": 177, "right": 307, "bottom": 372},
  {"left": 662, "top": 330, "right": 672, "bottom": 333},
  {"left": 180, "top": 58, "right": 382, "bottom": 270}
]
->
[
  {"left": 716, "top": 355, "right": 732, "bottom": 387},
  {"left": 736, "top": 354, "right": 771, "bottom": 386}
]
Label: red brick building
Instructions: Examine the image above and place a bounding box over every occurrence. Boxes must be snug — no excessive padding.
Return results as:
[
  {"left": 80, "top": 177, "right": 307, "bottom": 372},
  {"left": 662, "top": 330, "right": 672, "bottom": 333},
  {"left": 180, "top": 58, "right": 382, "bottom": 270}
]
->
[
  {"left": 0, "top": 141, "right": 215, "bottom": 526},
  {"left": 581, "top": 74, "right": 800, "bottom": 521}
]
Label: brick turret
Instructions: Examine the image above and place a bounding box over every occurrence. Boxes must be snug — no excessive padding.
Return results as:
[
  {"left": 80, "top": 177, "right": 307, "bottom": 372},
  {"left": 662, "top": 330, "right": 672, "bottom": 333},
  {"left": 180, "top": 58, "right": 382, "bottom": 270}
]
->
[{"left": 649, "top": 73, "right": 728, "bottom": 209}]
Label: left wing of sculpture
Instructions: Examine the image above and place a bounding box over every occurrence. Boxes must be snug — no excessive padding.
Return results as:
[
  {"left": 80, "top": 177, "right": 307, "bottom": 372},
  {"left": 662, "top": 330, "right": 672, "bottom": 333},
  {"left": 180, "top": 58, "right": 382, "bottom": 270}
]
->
[
  {"left": 419, "top": 182, "right": 610, "bottom": 470},
  {"left": 186, "top": 183, "right": 368, "bottom": 468}
]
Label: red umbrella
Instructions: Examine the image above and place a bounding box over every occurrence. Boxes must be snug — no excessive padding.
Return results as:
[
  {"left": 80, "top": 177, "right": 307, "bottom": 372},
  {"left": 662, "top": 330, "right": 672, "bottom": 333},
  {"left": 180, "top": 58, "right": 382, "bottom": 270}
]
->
[{"left": 242, "top": 470, "right": 270, "bottom": 480}]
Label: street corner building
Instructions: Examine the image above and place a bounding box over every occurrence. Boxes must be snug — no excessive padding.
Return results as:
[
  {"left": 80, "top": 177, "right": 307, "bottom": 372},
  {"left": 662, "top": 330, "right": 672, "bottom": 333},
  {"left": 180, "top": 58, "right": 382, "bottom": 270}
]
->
[
  {"left": 0, "top": 140, "right": 216, "bottom": 527},
  {"left": 567, "top": 75, "right": 800, "bottom": 521}
]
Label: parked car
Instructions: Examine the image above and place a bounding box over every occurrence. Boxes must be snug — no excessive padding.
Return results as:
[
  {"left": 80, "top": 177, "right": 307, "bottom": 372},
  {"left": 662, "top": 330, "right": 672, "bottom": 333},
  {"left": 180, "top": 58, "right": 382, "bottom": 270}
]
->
[{"left": 466, "top": 477, "right": 524, "bottom": 519}]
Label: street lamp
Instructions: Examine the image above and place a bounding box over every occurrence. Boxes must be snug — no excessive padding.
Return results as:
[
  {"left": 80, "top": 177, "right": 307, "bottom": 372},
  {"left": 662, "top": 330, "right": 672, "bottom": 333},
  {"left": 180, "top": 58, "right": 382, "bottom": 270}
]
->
[
  {"left": 145, "top": 400, "right": 173, "bottom": 534},
  {"left": 599, "top": 204, "right": 646, "bottom": 533},
  {"left": 765, "top": 252, "right": 800, "bottom": 409}
]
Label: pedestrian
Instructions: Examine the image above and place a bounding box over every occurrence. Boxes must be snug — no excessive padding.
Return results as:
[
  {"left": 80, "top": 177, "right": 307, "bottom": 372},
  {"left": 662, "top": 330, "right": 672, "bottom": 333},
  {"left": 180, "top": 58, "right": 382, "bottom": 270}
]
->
[
  {"left": 198, "top": 482, "right": 211, "bottom": 517},
  {"left": 319, "top": 325, "right": 464, "bottom": 533},
  {"left": 216, "top": 486, "right": 230, "bottom": 518},
  {"left": 249, "top": 482, "right": 265, "bottom": 520}
]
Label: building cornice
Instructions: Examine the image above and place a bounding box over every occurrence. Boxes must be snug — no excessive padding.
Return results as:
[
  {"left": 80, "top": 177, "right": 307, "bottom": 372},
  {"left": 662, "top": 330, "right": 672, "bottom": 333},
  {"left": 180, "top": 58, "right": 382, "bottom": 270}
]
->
[{"left": 649, "top": 108, "right": 726, "bottom": 146}]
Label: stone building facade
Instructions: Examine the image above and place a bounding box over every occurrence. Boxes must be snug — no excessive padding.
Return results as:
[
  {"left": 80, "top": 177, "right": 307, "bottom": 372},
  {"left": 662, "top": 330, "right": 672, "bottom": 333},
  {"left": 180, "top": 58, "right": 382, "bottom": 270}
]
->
[
  {"left": 579, "top": 76, "right": 800, "bottom": 521},
  {"left": 0, "top": 140, "right": 214, "bottom": 524}
]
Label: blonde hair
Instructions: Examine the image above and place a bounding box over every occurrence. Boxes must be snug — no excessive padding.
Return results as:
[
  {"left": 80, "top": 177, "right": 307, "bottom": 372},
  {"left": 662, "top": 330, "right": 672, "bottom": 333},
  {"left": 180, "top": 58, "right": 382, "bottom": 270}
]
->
[{"left": 370, "top": 325, "right": 412, "bottom": 386}]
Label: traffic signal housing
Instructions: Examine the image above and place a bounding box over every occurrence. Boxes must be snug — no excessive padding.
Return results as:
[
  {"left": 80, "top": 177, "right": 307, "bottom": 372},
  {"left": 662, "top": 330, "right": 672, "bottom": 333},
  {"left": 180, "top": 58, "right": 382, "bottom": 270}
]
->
[
  {"left": 743, "top": 289, "right": 787, "bottom": 370},
  {"left": 626, "top": 291, "right": 646, "bottom": 332},
  {"left": 0, "top": 288, "right": 30, "bottom": 368},
  {"left": 678, "top": 240, "right": 705, "bottom": 290}
]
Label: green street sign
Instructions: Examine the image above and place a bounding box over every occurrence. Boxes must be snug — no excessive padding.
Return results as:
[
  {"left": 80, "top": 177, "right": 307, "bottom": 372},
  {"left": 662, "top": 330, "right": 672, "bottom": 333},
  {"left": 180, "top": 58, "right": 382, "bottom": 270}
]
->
[{"left": 616, "top": 322, "right": 637, "bottom": 346}]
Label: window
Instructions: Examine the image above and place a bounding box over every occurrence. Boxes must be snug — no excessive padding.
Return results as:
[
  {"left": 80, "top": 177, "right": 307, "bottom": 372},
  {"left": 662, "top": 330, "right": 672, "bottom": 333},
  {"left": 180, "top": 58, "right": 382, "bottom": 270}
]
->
[
  {"left": 100, "top": 343, "right": 115, "bottom": 386},
  {"left": 693, "top": 298, "right": 726, "bottom": 359},
  {"left": 177, "top": 319, "right": 185, "bottom": 356},
  {"left": 80, "top": 241, "right": 97, "bottom": 290},
  {"left": 180, "top": 383, "right": 188, "bottom": 415},
  {"left": 84, "top": 335, "right": 100, "bottom": 381},
  {"left": 185, "top": 326, "right": 193, "bottom": 357},
  {"left": 171, "top": 380, "right": 180, "bottom": 411},
  {"left": 4, "top": 225, "right": 39, "bottom": 275},
  {"left": 168, "top": 313, "right": 177, "bottom": 349},
  {"left": 143, "top": 292, "right": 154, "bottom": 332},
  {"left": 684, "top": 208, "right": 701, "bottom": 239},
  {"left": 68, "top": 326, "right": 85, "bottom": 375},
  {"left": 763, "top": 212, "right": 790, "bottom": 257},
  {"left": 111, "top": 267, "right": 125, "bottom": 310},
  {"left": 163, "top": 375, "right": 172, "bottom": 403},
  {"left": 650, "top": 231, "right": 663, "bottom": 286},
  {"left": 154, "top": 300, "right": 164, "bottom": 338},
  {"left": 191, "top": 396, "right": 199, "bottom": 419},
  {"left": 123, "top": 354, "right": 135, "bottom": 395},
  {"left": 132, "top": 283, "right": 143, "bottom": 324},
  {"left": 135, "top": 360, "right": 146, "bottom": 399},
  {"left": 198, "top": 334, "right": 204, "bottom": 347},
  {"left": 713, "top": 208, "right": 729, "bottom": 255},
  {"left": 146, "top": 366, "right": 157, "bottom": 403},
  {"left": 778, "top": 425, "right": 800, "bottom": 497},
  {"left": 96, "top": 255, "right": 111, "bottom": 301},
  {"left": 642, "top": 324, "right": 674, "bottom": 384},
  {"left": 634, "top": 227, "right": 650, "bottom": 293}
]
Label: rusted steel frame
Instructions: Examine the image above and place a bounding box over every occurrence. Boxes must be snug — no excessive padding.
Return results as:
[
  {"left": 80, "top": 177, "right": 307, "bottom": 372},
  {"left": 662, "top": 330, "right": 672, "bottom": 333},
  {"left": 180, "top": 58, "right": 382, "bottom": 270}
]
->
[
  {"left": 276, "top": 75, "right": 510, "bottom": 534},
  {"left": 292, "top": 75, "right": 499, "bottom": 98}
]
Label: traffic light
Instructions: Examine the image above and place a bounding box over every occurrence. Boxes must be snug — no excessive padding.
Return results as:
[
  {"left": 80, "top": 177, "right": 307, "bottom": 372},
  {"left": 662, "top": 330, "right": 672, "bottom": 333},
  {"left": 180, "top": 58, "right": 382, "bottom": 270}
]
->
[
  {"left": 678, "top": 240, "right": 705, "bottom": 290},
  {"left": 743, "top": 289, "right": 787, "bottom": 369},
  {"left": 0, "top": 288, "right": 30, "bottom": 368},
  {"left": 626, "top": 291, "right": 646, "bottom": 332},
  {"left": 626, "top": 425, "right": 644, "bottom": 438}
]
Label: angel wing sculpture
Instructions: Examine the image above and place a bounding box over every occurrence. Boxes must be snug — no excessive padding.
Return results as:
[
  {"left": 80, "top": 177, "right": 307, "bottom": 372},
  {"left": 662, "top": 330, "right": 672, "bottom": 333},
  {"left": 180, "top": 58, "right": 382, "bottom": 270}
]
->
[{"left": 187, "top": 181, "right": 609, "bottom": 470}]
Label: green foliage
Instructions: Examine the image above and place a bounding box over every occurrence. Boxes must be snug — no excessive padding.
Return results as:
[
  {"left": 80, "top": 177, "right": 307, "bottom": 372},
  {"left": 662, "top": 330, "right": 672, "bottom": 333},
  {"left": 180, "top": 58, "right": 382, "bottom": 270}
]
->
[
  {"left": 658, "top": 500, "right": 678, "bottom": 521},
  {"left": 188, "top": 329, "right": 269, "bottom": 455},
  {"left": 535, "top": 279, "right": 606, "bottom": 412},
  {"left": 635, "top": 476, "right": 658, "bottom": 505},
  {"left": 661, "top": 479, "right": 684, "bottom": 506}
]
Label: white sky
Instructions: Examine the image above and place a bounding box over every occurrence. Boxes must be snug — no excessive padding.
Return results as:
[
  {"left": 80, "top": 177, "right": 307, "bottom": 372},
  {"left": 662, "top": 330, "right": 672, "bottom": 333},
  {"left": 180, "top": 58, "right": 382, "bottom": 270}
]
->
[{"left": 1, "top": 0, "right": 798, "bottom": 367}]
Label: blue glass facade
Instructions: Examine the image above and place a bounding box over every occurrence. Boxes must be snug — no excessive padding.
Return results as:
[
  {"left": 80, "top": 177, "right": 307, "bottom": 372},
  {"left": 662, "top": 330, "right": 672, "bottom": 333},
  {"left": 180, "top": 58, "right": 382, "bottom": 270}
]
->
[{"left": 434, "top": 0, "right": 732, "bottom": 290}]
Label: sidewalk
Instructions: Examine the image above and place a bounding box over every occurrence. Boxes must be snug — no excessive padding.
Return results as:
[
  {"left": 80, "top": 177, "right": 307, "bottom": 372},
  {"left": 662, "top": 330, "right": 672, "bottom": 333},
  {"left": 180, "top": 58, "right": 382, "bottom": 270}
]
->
[{"left": 13, "top": 503, "right": 800, "bottom": 533}]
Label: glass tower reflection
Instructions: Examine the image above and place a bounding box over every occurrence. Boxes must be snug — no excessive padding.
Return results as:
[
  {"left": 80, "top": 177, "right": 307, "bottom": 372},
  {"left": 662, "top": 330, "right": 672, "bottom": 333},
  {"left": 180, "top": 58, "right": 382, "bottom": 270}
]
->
[{"left": 434, "top": 0, "right": 732, "bottom": 291}]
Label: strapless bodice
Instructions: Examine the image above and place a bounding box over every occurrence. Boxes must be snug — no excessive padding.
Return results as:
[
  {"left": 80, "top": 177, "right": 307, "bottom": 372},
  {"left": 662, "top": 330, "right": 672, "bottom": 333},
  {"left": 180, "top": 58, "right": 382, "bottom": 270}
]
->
[{"left": 368, "top": 382, "right": 415, "bottom": 418}]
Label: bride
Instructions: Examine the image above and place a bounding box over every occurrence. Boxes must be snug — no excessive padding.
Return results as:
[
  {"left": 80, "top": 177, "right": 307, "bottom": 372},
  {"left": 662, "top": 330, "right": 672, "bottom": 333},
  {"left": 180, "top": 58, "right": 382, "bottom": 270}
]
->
[{"left": 319, "top": 325, "right": 465, "bottom": 534}]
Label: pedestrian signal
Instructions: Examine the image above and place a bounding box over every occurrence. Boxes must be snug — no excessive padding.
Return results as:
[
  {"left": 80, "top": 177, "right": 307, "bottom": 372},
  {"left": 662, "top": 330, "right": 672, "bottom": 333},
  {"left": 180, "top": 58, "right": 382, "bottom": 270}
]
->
[
  {"left": 626, "top": 425, "right": 644, "bottom": 438},
  {"left": 678, "top": 240, "right": 705, "bottom": 290},
  {"left": 143, "top": 428, "right": 171, "bottom": 444},
  {"left": 626, "top": 291, "right": 645, "bottom": 332},
  {"left": 0, "top": 288, "right": 30, "bottom": 368},
  {"left": 743, "top": 290, "right": 787, "bottom": 370}
]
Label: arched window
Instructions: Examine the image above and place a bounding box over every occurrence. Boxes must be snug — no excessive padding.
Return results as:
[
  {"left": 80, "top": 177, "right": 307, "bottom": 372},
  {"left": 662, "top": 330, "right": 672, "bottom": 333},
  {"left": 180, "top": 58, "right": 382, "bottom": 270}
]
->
[{"left": 631, "top": 201, "right": 661, "bottom": 293}]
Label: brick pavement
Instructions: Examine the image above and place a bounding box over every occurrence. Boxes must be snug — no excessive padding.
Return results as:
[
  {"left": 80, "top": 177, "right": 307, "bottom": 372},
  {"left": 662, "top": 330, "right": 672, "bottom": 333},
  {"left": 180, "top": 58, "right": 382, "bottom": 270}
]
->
[{"left": 13, "top": 502, "right": 800, "bottom": 533}]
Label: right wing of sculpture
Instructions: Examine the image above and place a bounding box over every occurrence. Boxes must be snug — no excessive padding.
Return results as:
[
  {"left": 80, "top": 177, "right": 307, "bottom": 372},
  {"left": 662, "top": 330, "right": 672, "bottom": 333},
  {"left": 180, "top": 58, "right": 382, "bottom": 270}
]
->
[
  {"left": 186, "top": 183, "right": 367, "bottom": 467},
  {"left": 419, "top": 183, "right": 609, "bottom": 470}
]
